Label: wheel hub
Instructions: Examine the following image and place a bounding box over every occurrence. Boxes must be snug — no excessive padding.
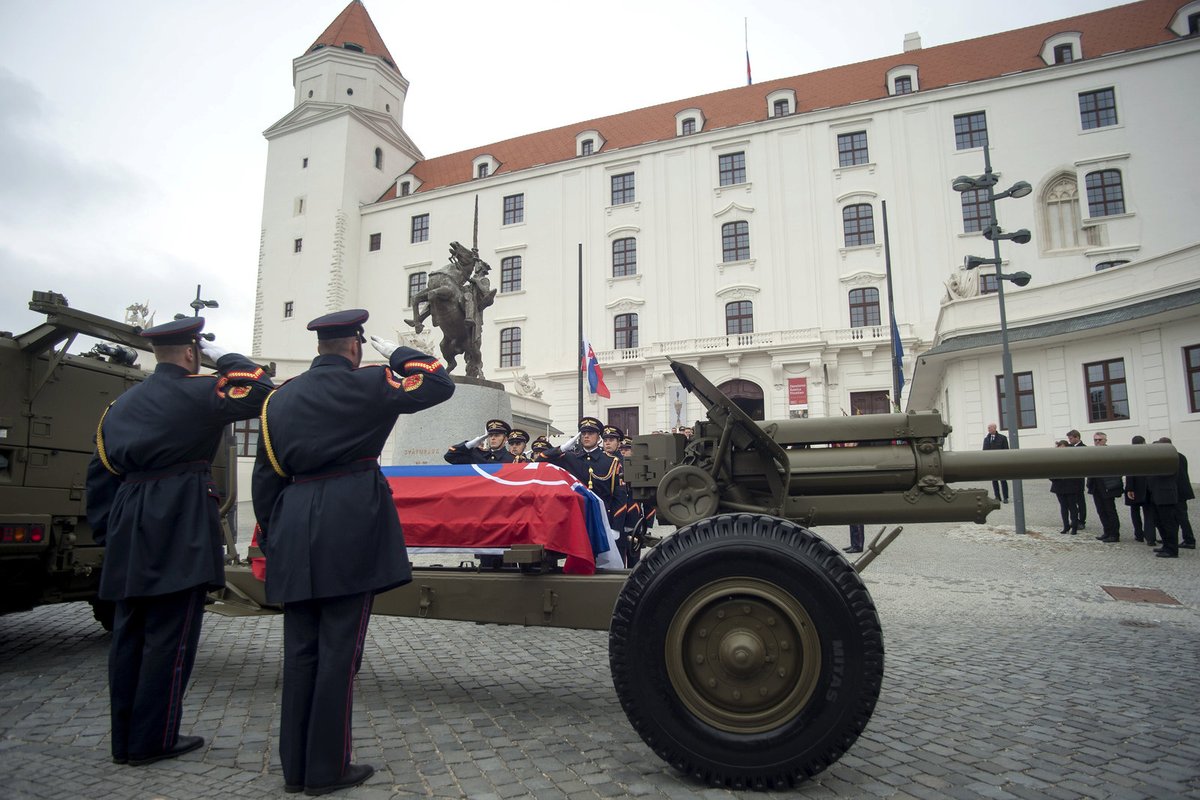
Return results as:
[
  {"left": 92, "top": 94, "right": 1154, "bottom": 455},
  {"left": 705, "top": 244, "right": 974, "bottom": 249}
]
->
[{"left": 665, "top": 578, "right": 821, "bottom": 733}]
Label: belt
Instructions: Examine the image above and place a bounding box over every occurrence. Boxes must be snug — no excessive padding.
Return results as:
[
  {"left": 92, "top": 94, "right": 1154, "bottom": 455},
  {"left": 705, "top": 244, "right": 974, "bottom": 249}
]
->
[
  {"left": 291, "top": 457, "right": 380, "bottom": 484},
  {"left": 125, "top": 461, "right": 211, "bottom": 484}
]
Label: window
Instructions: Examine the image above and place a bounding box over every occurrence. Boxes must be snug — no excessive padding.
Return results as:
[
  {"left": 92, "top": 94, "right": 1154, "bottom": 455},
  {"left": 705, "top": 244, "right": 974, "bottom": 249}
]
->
[
  {"left": 1094, "top": 260, "right": 1129, "bottom": 271},
  {"left": 1054, "top": 44, "right": 1074, "bottom": 63},
  {"left": 500, "top": 256, "right": 522, "bottom": 292},
  {"left": 719, "top": 152, "right": 746, "bottom": 186},
  {"left": 961, "top": 188, "right": 991, "bottom": 233},
  {"left": 477, "top": 163, "right": 489, "bottom": 178},
  {"left": 283, "top": 300, "right": 294, "bottom": 319},
  {"left": 1085, "top": 170, "right": 1125, "bottom": 217},
  {"left": 407, "top": 272, "right": 427, "bottom": 303},
  {"left": 980, "top": 273, "right": 999, "bottom": 294},
  {"left": 611, "top": 172, "right": 635, "bottom": 205},
  {"left": 374, "top": 148, "right": 383, "bottom": 170},
  {"left": 837, "top": 131, "right": 869, "bottom": 167},
  {"left": 1079, "top": 88, "right": 1118, "bottom": 130},
  {"left": 721, "top": 221, "right": 750, "bottom": 262},
  {"left": 369, "top": 233, "right": 381, "bottom": 252},
  {"left": 848, "top": 288, "right": 881, "bottom": 328},
  {"left": 233, "top": 417, "right": 260, "bottom": 458},
  {"left": 581, "top": 139, "right": 594, "bottom": 156},
  {"left": 1191, "top": 12, "right": 1200, "bottom": 34},
  {"left": 614, "top": 313, "right": 639, "bottom": 349},
  {"left": 1084, "top": 358, "right": 1129, "bottom": 422},
  {"left": 842, "top": 204, "right": 875, "bottom": 247},
  {"left": 612, "top": 238, "right": 637, "bottom": 277},
  {"left": 725, "top": 301, "right": 753, "bottom": 335},
  {"left": 400, "top": 181, "right": 411, "bottom": 197},
  {"left": 849, "top": 390, "right": 892, "bottom": 415},
  {"left": 499, "top": 327, "right": 521, "bottom": 368},
  {"left": 996, "top": 372, "right": 1037, "bottom": 429},
  {"left": 302, "top": 157, "right": 309, "bottom": 168},
  {"left": 411, "top": 213, "right": 429, "bottom": 243},
  {"left": 1041, "top": 174, "right": 1099, "bottom": 251},
  {"left": 503, "top": 194, "right": 524, "bottom": 225},
  {"left": 681, "top": 118, "right": 696, "bottom": 135},
  {"left": 1186, "top": 345, "right": 1200, "bottom": 413},
  {"left": 294, "top": 197, "right": 305, "bottom": 215},
  {"left": 773, "top": 99, "right": 790, "bottom": 117},
  {"left": 293, "top": 238, "right": 303, "bottom": 253},
  {"left": 953, "top": 112, "right": 988, "bottom": 150},
  {"left": 894, "top": 76, "right": 913, "bottom": 95}
]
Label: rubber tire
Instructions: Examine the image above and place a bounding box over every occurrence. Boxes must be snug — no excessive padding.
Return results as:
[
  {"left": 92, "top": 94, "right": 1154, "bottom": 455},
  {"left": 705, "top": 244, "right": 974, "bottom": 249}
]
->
[
  {"left": 89, "top": 598, "right": 115, "bottom": 632},
  {"left": 609, "top": 513, "right": 883, "bottom": 789}
]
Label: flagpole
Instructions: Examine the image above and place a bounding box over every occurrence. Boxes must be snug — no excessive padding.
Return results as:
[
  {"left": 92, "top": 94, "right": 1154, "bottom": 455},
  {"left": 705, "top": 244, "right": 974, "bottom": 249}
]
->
[
  {"left": 744, "top": 18, "right": 752, "bottom": 86},
  {"left": 577, "top": 242, "right": 584, "bottom": 421},
  {"left": 882, "top": 200, "right": 902, "bottom": 411}
]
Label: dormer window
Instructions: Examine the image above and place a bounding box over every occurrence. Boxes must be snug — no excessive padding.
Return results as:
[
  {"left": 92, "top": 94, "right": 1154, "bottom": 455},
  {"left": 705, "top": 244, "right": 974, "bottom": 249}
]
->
[
  {"left": 575, "top": 129, "right": 604, "bottom": 156},
  {"left": 1053, "top": 44, "right": 1074, "bottom": 63},
  {"left": 472, "top": 154, "right": 499, "bottom": 180},
  {"left": 894, "top": 76, "right": 912, "bottom": 95},
  {"left": 1169, "top": 2, "right": 1200, "bottom": 35},
  {"left": 477, "top": 163, "right": 489, "bottom": 178},
  {"left": 1040, "top": 32, "right": 1082, "bottom": 66},
  {"left": 773, "top": 99, "right": 790, "bottom": 117},
  {"left": 886, "top": 65, "right": 919, "bottom": 95},
  {"left": 400, "top": 181, "right": 411, "bottom": 197},
  {"left": 581, "top": 139, "right": 594, "bottom": 156},
  {"left": 766, "top": 89, "right": 796, "bottom": 119},
  {"left": 343, "top": 42, "right": 364, "bottom": 53},
  {"left": 675, "top": 108, "right": 705, "bottom": 137},
  {"left": 682, "top": 118, "right": 696, "bottom": 135}
]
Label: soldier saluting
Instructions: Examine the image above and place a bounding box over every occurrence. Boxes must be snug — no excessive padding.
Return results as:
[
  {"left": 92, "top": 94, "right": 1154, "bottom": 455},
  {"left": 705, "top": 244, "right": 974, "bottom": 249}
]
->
[
  {"left": 251, "top": 310, "right": 453, "bottom": 795},
  {"left": 542, "top": 417, "right": 625, "bottom": 562},
  {"left": 444, "top": 419, "right": 515, "bottom": 464},
  {"left": 86, "top": 316, "right": 273, "bottom": 767}
]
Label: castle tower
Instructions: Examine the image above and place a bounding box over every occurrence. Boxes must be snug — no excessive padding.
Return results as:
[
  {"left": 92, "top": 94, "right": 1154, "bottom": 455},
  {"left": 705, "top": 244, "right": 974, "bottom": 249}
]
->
[{"left": 252, "top": 0, "right": 422, "bottom": 361}]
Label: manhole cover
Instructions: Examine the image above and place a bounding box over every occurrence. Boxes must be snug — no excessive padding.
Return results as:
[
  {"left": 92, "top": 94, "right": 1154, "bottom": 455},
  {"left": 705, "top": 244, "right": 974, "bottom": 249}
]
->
[{"left": 1101, "top": 585, "right": 1181, "bottom": 605}]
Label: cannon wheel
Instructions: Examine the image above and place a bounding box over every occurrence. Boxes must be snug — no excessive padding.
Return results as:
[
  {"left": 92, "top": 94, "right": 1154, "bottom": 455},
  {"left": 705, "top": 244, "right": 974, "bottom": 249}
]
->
[{"left": 609, "top": 513, "right": 883, "bottom": 789}]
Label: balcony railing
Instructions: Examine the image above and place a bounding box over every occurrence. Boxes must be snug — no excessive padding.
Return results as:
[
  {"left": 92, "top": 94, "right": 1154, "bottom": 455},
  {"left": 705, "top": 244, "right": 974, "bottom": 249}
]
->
[{"left": 593, "top": 323, "right": 906, "bottom": 364}]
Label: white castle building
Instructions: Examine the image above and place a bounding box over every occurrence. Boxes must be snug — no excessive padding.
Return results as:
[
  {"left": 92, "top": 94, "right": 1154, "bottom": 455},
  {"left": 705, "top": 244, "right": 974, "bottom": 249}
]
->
[{"left": 250, "top": 0, "right": 1200, "bottom": 462}]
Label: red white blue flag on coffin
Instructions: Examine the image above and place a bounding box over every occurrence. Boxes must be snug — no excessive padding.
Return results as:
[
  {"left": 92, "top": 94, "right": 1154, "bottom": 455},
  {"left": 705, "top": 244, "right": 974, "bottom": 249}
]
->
[{"left": 582, "top": 337, "right": 611, "bottom": 398}]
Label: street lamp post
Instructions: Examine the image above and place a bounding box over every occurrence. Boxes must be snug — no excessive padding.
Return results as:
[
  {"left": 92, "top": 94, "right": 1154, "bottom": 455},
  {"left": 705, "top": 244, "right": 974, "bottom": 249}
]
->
[{"left": 952, "top": 144, "right": 1033, "bottom": 534}]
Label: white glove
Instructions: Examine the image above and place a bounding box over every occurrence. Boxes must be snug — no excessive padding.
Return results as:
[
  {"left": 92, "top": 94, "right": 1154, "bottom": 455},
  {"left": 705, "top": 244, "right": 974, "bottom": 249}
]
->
[
  {"left": 199, "top": 339, "right": 229, "bottom": 361},
  {"left": 559, "top": 432, "right": 580, "bottom": 452},
  {"left": 369, "top": 334, "right": 398, "bottom": 359},
  {"left": 466, "top": 433, "right": 487, "bottom": 448}
]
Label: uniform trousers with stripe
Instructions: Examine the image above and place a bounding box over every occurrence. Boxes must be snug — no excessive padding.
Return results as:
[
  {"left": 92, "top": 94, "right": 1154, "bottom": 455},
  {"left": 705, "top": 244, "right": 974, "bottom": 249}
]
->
[
  {"left": 281, "top": 592, "right": 374, "bottom": 788},
  {"left": 108, "top": 585, "right": 208, "bottom": 761}
]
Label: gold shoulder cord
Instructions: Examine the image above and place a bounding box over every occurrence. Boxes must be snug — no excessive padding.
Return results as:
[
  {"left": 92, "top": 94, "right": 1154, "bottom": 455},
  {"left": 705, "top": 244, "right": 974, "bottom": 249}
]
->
[
  {"left": 95, "top": 402, "right": 120, "bottom": 476},
  {"left": 259, "top": 390, "right": 288, "bottom": 478}
]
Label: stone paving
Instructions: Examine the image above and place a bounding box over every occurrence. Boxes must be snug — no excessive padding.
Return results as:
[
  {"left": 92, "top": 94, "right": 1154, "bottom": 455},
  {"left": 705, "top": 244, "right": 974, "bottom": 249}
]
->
[{"left": 1, "top": 483, "right": 1198, "bottom": 799}]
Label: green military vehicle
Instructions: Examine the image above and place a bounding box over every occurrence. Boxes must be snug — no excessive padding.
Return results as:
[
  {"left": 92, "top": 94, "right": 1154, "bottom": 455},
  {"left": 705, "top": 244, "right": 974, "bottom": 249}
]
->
[{"left": 0, "top": 291, "right": 237, "bottom": 630}]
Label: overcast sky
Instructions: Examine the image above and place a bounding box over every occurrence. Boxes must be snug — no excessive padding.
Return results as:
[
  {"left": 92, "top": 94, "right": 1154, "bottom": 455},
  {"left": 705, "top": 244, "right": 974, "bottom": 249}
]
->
[{"left": 0, "top": 0, "right": 1127, "bottom": 353}]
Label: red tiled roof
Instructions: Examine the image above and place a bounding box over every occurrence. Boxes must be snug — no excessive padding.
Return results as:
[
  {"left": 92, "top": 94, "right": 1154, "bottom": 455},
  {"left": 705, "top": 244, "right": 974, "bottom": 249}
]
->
[
  {"left": 307, "top": 0, "right": 399, "bottom": 73},
  {"left": 388, "top": 0, "right": 1182, "bottom": 198}
]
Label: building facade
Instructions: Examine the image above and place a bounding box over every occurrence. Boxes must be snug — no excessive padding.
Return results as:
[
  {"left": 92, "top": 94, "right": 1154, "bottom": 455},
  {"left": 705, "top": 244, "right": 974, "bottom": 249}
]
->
[{"left": 251, "top": 0, "right": 1200, "bottom": 463}]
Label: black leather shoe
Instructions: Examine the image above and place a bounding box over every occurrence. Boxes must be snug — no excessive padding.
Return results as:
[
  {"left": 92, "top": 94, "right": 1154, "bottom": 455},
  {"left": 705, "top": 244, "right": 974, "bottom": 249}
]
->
[
  {"left": 843, "top": 546, "right": 863, "bottom": 554},
  {"left": 1181, "top": 542, "right": 1196, "bottom": 549},
  {"left": 1134, "top": 536, "right": 1144, "bottom": 542},
  {"left": 112, "top": 756, "right": 128, "bottom": 765},
  {"left": 1099, "top": 536, "right": 1119, "bottom": 543},
  {"left": 1094, "top": 534, "right": 1108, "bottom": 541},
  {"left": 1058, "top": 528, "right": 1071, "bottom": 534},
  {"left": 128, "top": 735, "right": 204, "bottom": 766},
  {"left": 285, "top": 783, "right": 304, "bottom": 794},
  {"left": 1145, "top": 540, "right": 1158, "bottom": 546},
  {"left": 305, "top": 764, "right": 374, "bottom": 796},
  {"left": 1153, "top": 548, "right": 1165, "bottom": 553},
  {"left": 1156, "top": 551, "right": 1178, "bottom": 558}
]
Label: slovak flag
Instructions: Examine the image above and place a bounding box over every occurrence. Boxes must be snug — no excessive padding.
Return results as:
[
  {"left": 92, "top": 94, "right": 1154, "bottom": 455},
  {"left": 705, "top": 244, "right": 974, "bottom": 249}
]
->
[{"left": 582, "top": 337, "right": 611, "bottom": 398}]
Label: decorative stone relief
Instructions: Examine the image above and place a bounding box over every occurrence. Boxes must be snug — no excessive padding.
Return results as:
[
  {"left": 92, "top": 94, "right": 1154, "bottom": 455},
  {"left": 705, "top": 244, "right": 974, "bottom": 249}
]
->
[
  {"left": 942, "top": 268, "right": 980, "bottom": 304},
  {"left": 513, "top": 369, "right": 544, "bottom": 399}
]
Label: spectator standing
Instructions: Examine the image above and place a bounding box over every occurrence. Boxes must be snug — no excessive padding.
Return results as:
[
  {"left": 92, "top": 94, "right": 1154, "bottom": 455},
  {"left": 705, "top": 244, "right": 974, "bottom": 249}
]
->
[
  {"left": 1086, "top": 432, "right": 1123, "bottom": 542},
  {"left": 1125, "top": 435, "right": 1150, "bottom": 543},
  {"left": 1049, "top": 440, "right": 1083, "bottom": 534},
  {"left": 1155, "top": 437, "right": 1195, "bottom": 550},
  {"left": 982, "top": 423, "right": 1009, "bottom": 503},
  {"left": 845, "top": 525, "right": 865, "bottom": 554},
  {"left": 1066, "top": 430, "right": 1088, "bottom": 529}
]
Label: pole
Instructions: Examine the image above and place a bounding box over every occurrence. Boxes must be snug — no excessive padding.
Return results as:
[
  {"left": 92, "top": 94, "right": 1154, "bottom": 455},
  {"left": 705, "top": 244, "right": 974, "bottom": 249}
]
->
[
  {"left": 881, "top": 200, "right": 901, "bottom": 411},
  {"left": 577, "top": 242, "right": 584, "bottom": 422},
  {"left": 983, "top": 144, "right": 1026, "bottom": 534}
]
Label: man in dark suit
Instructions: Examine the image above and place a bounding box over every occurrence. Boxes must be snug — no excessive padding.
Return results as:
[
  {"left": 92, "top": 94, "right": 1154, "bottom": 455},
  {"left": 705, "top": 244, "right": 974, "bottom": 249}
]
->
[
  {"left": 1154, "top": 437, "right": 1194, "bottom": 551},
  {"left": 87, "top": 317, "right": 273, "bottom": 767},
  {"left": 1125, "top": 436, "right": 1150, "bottom": 543},
  {"left": 1066, "top": 429, "right": 1088, "bottom": 528},
  {"left": 252, "top": 310, "right": 453, "bottom": 795},
  {"left": 1086, "top": 431, "right": 1123, "bottom": 542},
  {"left": 1144, "top": 444, "right": 1181, "bottom": 558},
  {"left": 982, "top": 423, "right": 1009, "bottom": 503}
]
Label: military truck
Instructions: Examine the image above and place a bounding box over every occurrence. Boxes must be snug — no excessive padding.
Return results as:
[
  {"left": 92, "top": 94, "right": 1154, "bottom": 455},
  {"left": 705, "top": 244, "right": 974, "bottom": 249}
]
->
[{"left": 0, "top": 291, "right": 237, "bottom": 630}]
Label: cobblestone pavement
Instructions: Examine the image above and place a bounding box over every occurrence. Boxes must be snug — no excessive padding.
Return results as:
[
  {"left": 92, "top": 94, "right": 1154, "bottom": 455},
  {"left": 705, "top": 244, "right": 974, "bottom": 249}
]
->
[{"left": 2, "top": 484, "right": 1198, "bottom": 799}]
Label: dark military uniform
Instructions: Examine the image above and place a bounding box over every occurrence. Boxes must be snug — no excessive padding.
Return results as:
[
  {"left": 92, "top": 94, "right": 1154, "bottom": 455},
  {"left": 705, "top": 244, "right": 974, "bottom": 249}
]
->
[
  {"left": 617, "top": 435, "right": 646, "bottom": 567},
  {"left": 544, "top": 417, "right": 624, "bottom": 562},
  {"left": 507, "top": 428, "right": 531, "bottom": 463},
  {"left": 86, "top": 317, "right": 273, "bottom": 765},
  {"left": 444, "top": 418, "right": 515, "bottom": 464},
  {"left": 529, "top": 436, "right": 550, "bottom": 461},
  {"left": 252, "top": 311, "right": 453, "bottom": 791}
]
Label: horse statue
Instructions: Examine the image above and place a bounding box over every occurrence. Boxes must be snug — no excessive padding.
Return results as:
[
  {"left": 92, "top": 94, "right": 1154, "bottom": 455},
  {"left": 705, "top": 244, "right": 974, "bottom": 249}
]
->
[{"left": 404, "top": 241, "right": 496, "bottom": 378}]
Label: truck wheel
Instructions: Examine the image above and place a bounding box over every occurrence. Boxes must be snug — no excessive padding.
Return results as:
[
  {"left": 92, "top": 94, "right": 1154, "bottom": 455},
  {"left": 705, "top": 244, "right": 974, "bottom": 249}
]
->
[
  {"left": 609, "top": 513, "right": 883, "bottom": 789},
  {"left": 89, "top": 599, "right": 115, "bottom": 632}
]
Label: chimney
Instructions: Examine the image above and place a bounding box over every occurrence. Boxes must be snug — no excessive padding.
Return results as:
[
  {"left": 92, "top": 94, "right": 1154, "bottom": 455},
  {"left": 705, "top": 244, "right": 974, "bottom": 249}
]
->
[{"left": 904, "top": 32, "right": 922, "bottom": 52}]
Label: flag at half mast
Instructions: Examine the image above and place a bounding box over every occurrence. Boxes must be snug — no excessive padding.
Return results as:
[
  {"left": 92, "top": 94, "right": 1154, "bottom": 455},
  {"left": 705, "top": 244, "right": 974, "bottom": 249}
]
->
[{"left": 582, "top": 337, "right": 611, "bottom": 398}]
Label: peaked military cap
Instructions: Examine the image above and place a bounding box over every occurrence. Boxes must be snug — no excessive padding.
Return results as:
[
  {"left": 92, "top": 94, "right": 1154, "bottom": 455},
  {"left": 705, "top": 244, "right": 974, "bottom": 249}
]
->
[
  {"left": 602, "top": 424, "right": 624, "bottom": 440},
  {"left": 619, "top": 436, "right": 634, "bottom": 449},
  {"left": 507, "top": 428, "right": 529, "bottom": 444},
  {"left": 578, "top": 416, "right": 603, "bottom": 433},
  {"left": 140, "top": 316, "right": 205, "bottom": 346},
  {"left": 486, "top": 419, "right": 512, "bottom": 435},
  {"left": 530, "top": 436, "right": 550, "bottom": 452},
  {"left": 306, "top": 309, "right": 368, "bottom": 341}
]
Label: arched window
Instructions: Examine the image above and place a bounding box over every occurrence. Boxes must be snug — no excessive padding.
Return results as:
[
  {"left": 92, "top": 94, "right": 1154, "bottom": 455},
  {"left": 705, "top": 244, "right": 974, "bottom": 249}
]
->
[
  {"left": 1040, "top": 174, "right": 1098, "bottom": 251},
  {"left": 500, "top": 256, "right": 522, "bottom": 292},
  {"left": 842, "top": 204, "right": 875, "bottom": 247},
  {"left": 1085, "top": 169, "right": 1125, "bottom": 217},
  {"left": 500, "top": 327, "right": 521, "bottom": 367},
  {"left": 725, "top": 301, "right": 753, "bottom": 334},
  {"left": 721, "top": 221, "right": 750, "bottom": 262},
  {"left": 849, "top": 288, "right": 881, "bottom": 328},
  {"left": 717, "top": 379, "right": 765, "bottom": 420},
  {"left": 612, "top": 238, "right": 637, "bottom": 276},
  {"left": 614, "top": 313, "right": 639, "bottom": 349},
  {"left": 374, "top": 147, "right": 383, "bottom": 170}
]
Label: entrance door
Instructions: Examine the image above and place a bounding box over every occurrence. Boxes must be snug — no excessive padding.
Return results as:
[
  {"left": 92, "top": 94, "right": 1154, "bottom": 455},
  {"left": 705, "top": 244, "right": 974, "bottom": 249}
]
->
[
  {"left": 717, "top": 379, "right": 765, "bottom": 420},
  {"left": 608, "top": 406, "right": 640, "bottom": 437},
  {"left": 849, "top": 390, "right": 891, "bottom": 415}
]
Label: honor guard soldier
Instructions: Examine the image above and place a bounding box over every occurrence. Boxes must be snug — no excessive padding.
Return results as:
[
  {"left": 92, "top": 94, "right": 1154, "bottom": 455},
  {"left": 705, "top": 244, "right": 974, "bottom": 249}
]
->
[
  {"left": 617, "top": 435, "right": 647, "bottom": 566},
  {"left": 86, "top": 316, "right": 273, "bottom": 767},
  {"left": 543, "top": 417, "right": 625, "bottom": 561},
  {"left": 251, "top": 310, "right": 454, "bottom": 795},
  {"left": 444, "top": 419, "right": 515, "bottom": 464},
  {"left": 529, "top": 435, "right": 551, "bottom": 460},
  {"left": 507, "top": 428, "right": 531, "bottom": 462}
]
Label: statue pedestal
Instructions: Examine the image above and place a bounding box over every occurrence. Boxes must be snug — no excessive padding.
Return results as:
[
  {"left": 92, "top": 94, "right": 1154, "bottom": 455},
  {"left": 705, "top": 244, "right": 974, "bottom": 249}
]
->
[{"left": 386, "top": 376, "right": 512, "bottom": 465}]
